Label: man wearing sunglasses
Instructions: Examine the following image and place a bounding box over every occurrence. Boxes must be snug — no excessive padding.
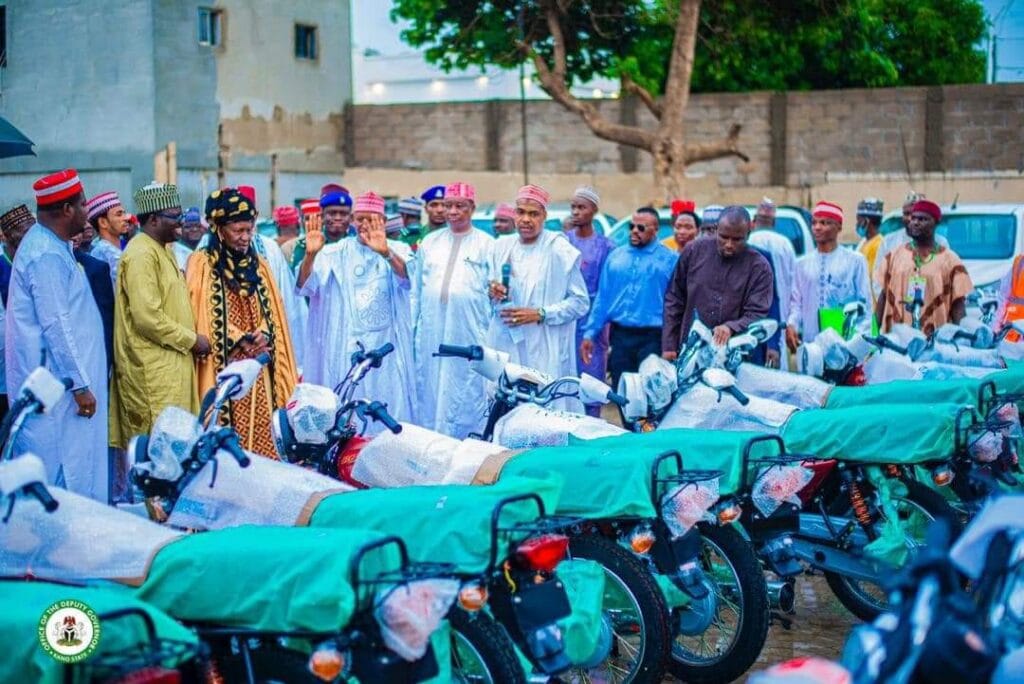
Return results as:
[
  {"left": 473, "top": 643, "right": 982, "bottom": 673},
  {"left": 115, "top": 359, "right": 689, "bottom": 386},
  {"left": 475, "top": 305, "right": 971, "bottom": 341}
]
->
[{"left": 111, "top": 183, "right": 208, "bottom": 472}]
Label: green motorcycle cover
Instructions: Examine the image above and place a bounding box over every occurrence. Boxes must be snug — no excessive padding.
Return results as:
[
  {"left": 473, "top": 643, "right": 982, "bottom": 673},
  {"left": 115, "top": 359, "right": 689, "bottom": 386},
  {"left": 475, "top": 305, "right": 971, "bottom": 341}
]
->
[
  {"left": 307, "top": 474, "right": 564, "bottom": 575},
  {"left": 0, "top": 579, "right": 198, "bottom": 684},
  {"left": 570, "top": 429, "right": 777, "bottom": 497},
  {"left": 781, "top": 404, "right": 962, "bottom": 464},
  {"left": 135, "top": 526, "right": 398, "bottom": 632},
  {"left": 556, "top": 559, "right": 608, "bottom": 664},
  {"left": 826, "top": 363, "right": 1024, "bottom": 410}
]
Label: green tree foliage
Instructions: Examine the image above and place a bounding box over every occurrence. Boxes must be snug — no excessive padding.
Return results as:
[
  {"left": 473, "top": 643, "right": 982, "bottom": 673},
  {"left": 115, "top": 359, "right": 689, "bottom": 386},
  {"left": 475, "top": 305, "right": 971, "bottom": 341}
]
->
[{"left": 391, "top": 0, "right": 987, "bottom": 95}]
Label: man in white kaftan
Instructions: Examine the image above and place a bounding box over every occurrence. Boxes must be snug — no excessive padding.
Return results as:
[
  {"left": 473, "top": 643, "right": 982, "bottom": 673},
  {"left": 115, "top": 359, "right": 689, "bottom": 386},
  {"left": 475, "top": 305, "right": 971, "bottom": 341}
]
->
[
  {"left": 298, "top": 191, "right": 415, "bottom": 424},
  {"left": 412, "top": 182, "right": 494, "bottom": 438},
  {"left": 786, "top": 202, "right": 872, "bottom": 349},
  {"left": 487, "top": 185, "right": 589, "bottom": 412},
  {"left": 6, "top": 171, "right": 108, "bottom": 501}
]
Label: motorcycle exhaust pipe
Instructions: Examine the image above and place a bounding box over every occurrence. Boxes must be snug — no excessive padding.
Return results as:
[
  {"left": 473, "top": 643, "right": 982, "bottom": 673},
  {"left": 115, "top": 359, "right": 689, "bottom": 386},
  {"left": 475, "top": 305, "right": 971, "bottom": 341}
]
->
[{"left": 767, "top": 579, "right": 796, "bottom": 615}]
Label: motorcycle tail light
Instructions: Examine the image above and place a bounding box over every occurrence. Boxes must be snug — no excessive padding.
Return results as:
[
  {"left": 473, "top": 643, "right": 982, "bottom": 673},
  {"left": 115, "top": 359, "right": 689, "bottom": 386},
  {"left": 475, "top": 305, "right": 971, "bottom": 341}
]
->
[
  {"left": 629, "top": 525, "right": 656, "bottom": 554},
  {"left": 514, "top": 534, "right": 569, "bottom": 573},
  {"left": 714, "top": 499, "right": 743, "bottom": 525},
  {"left": 307, "top": 643, "right": 347, "bottom": 682},
  {"left": 112, "top": 668, "right": 181, "bottom": 684},
  {"left": 931, "top": 464, "right": 954, "bottom": 487},
  {"left": 457, "top": 583, "right": 489, "bottom": 611}
]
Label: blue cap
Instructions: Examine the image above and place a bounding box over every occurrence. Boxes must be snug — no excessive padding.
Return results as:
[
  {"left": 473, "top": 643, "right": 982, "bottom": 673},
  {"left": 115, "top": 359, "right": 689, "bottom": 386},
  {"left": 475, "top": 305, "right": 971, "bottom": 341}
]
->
[
  {"left": 320, "top": 191, "right": 352, "bottom": 209},
  {"left": 420, "top": 185, "right": 445, "bottom": 202},
  {"left": 183, "top": 206, "right": 201, "bottom": 223},
  {"left": 702, "top": 204, "right": 725, "bottom": 224}
]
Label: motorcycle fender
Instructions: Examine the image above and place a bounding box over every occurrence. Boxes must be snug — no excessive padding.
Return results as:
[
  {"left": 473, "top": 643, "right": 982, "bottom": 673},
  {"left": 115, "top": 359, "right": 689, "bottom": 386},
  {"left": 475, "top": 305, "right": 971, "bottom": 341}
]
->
[
  {"left": 650, "top": 521, "right": 702, "bottom": 574},
  {"left": 490, "top": 577, "right": 572, "bottom": 634}
]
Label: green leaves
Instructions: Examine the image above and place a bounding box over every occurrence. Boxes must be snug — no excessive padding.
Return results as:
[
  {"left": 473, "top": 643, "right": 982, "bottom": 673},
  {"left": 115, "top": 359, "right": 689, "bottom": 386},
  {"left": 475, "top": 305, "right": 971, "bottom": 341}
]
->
[{"left": 390, "top": 0, "right": 986, "bottom": 92}]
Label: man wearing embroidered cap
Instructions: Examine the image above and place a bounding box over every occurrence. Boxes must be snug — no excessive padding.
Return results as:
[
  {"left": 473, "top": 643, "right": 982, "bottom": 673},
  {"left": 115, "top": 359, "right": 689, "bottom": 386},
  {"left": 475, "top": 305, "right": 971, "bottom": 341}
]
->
[
  {"left": 413, "top": 181, "right": 494, "bottom": 437},
  {"left": 290, "top": 190, "right": 352, "bottom": 271},
  {"left": 6, "top": 170, "right": 109, "bottom": 501},
  {"left": 487, "top": 184, "right": 589, "bottom": 409},
  {"left": 786, "top": 201, "right": 871, "bottom": 351},
  {"left": 855, "top": 197, "right": 885, "bottom": 283},
  {"left": 187, "top": 188, "right": 298, "bottom": 458},
  {"left": 111, "top": 183, "right": 206, "bottom": 457},
  {"left": 420, "top": 185, "right": 447, "bottom": 233},
  {"left": 86, "top": 191, "right": 130, "bottom": 286},
  {"left": 392, "top": 197, "right": 425, "bottom": 248},
  {"left": 0, "top": 204, "right": 34, "bottom": 303},
  {"left": 298, "top": 191, "right": 417, "bottom": 423},
  {"left": 566, "top": 186, "right": 613, "bottom": 415},
  {"left": 875, "top": 199, "right": 971, "bottom": 334}
]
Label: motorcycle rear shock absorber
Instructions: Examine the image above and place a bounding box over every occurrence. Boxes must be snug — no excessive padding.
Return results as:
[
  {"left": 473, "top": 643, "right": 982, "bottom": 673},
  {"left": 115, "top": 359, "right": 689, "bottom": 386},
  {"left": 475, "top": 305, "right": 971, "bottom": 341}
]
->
[{"left": 841, "top": 470, "right": 875, "bottom": 532}]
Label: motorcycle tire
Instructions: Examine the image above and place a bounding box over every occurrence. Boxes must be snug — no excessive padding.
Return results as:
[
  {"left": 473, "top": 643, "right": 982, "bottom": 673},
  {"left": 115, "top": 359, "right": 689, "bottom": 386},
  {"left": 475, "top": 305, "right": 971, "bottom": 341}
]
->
[
  {"left": 669, "top": 522, "right": 770, "bottom": 684},
  {"left": 210, "top": 642, "right": 319, "bottom": 683},
  {"left": 448, "top": 607, "right": 526, "bottom": 684},
  {"left": 825, "top": 478, "right": 963, "bottom": 622},
  {"left": 566, "top": 533, "right": 671, "bottom": 683}
]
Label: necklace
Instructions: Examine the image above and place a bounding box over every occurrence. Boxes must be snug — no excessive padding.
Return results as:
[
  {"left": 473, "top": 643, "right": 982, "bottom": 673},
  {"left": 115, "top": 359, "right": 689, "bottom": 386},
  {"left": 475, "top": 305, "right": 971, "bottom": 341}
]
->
[{"left": 913, "top": 245, "right": 938, "bottom": 271}]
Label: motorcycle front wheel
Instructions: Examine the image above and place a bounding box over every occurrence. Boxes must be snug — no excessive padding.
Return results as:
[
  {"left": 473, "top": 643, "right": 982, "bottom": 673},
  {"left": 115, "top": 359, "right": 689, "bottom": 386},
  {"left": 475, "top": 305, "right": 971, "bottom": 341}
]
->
[
  {"left": 669, "top": 522, "right": 770, "bottom": 684},
  {"left": 448, "top": 607, "right": 525, "bottom": 684},
  {"left": 825, "top": 479, "right": 961, "bottom": 622},
  {"left": 563, "top": 534, "right": 671, "bottom": 683}
]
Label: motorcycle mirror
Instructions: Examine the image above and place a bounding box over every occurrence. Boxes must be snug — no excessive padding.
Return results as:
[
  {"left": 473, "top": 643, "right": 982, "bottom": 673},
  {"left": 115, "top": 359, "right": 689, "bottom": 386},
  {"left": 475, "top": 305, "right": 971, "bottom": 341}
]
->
[
  {"left": 690, "top": 318, "right": 714, "bottom": 345},
  {"left": 906, "top": 337, "right": 928, "bottom": 361},
  {"left": 578, "top": 373, "right": 615, "bottom": 405},
  {"left": 216, "top": 357, "right": 268, "bottom": 401},
  {"left": 701, "top": 367, "right": 737, "bottom": 391},
  {"left": 471, "top": 346, "right": 511, "bottom": 382},
  {"left": 617, "top": 373, "right": 648, "bottom": 421},
  {"left": 935, "top": 323, "right": 963, "bottom": 345},
  {"left": 843, "top": 301, "right": 866, "bottom": 317},
  {"left": 0, "top": 453, "right": 48, "bottom": 497},
  {"left": 746, "top": 318, "right": 779, "bottom": 343},
  {"left": 727, "top": 333, "right": 759, "bottom": 351},
  {"left": 18, "top": 367, "right": 69, "bottom": 413}
]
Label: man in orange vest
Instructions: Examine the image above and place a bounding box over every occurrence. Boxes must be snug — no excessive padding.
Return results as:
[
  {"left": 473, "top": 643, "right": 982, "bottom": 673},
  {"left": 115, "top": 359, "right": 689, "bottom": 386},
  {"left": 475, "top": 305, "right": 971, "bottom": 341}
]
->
[{"left": 997, "top": 254, "right": 1024, "bottom": 339}]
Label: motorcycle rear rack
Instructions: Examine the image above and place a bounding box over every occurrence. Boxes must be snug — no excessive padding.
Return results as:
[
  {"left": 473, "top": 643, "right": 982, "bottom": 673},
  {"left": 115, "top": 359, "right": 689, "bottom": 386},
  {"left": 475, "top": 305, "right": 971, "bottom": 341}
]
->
[
  {"left": 649, "top": 450, "right": 723, "bottom": 517},
  {"left": 978, "top": 380, "right": 1024, "bottom": 416},
  {"left": 738, "top": 434, "right": 830, "bottom": 493},
  {"left": 486, "top": 493, "right": 581, "bottom": 576},
  {"left": 82, "top": 607, "right": 205, "bottom": 678}
]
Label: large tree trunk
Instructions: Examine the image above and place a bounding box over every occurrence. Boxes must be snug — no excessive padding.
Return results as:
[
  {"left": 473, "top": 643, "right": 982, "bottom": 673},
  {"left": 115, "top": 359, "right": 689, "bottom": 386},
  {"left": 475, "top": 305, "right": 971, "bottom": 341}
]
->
[{"left": 652, "top": 137, "right": 688, "bottom": 201}]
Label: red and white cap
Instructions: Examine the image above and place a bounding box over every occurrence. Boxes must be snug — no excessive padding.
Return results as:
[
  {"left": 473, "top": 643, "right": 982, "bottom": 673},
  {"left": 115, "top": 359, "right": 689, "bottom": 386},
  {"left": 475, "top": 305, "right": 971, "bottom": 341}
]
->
[
  {"left": 812, "top": 201, "right": 844, "bottom": 224},
  {"left": 33, "top": 169, "right": 84, "bottom": 205},
  {"left": 516, "top": 184, "right": 550, "bottom": 210},
  {"left": 353, "top": 191, "right": 386, "bottom": 216},
  {"left": 85, "top": 191, "right": 121, "bottom": 221},
  {"left": 495, "top": 202, "right": 516, "bottom": 220},
  {"left": 444, "top": 181, "right": 476, "bottom": 202},
  {"left": 299, "top": 198, "right": 321, "bottom": 216}
]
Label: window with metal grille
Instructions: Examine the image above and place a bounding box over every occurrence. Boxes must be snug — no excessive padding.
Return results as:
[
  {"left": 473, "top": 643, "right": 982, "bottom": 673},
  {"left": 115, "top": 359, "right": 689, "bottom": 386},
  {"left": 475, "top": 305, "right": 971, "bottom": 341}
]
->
[{"left": 295, "top": 24, "right": 317, "bottom": 60}]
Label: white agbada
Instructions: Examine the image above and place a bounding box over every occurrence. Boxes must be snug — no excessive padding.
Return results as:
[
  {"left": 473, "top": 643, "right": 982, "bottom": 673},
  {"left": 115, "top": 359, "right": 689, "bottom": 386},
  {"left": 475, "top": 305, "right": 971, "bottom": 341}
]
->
[
  {"left": 6, "top": 224, "right": 108, "bottom": 501},
  {"left": 748, "top": 228, "right": 796, "bottom": 323},
  {"left": 412, "top": 227, "right": 494, "bottom": 438},
  {"left": 299, "top": 238, "right": 416, "bottom": 424},
  {"left": 788, "top": 247, "right": 872, "bottom": 342},
  {"left": 486, "top": 231, "right": 589, "bottom": 411}
]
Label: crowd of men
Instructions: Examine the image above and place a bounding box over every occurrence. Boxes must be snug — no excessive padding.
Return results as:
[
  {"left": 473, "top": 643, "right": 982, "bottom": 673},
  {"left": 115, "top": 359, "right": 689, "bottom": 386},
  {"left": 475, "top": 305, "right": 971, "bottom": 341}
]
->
[{"left": 0, "top": 170, "right": 979, "bottom": 504}]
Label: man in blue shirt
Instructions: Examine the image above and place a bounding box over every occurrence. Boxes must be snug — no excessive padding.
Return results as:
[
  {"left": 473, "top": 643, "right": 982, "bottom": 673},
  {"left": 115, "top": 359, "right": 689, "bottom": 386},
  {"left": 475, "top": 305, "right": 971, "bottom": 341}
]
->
[{"left": 580, "top": 207, "right": 678, "bottom": 388}]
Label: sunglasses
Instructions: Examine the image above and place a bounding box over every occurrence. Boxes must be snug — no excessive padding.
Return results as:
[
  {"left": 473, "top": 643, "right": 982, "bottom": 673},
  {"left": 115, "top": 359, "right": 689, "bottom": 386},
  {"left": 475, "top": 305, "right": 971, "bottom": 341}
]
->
[
  {"left": 629, "top": 223, "right": 650, "bottom": 232},
  {"left": 156, "top": 211, "right": 185, "bottom": 225}
]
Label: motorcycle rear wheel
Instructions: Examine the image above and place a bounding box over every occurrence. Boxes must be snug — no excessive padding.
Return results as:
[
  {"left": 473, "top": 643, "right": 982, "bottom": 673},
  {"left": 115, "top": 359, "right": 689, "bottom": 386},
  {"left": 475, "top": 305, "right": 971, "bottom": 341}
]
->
[
  {"left": 449, "top": 607, "right": 526, "bottom": 684},
  {"left": 825, "top": 479, "right": 961, "bottom": 622},
  {"left": 669, "top": 522, "right": 770, "bottom": 684},
  {"left": 564, "top": 533, "right": 671, "bottom": 683}
]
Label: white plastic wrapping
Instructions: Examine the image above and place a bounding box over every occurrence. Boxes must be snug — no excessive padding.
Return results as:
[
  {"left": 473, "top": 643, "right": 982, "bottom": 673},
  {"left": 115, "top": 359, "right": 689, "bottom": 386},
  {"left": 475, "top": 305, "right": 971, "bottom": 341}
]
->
[
  {"left": 920, "top": 342, "right": 1006, "bottom": 369},
  {"left": 990, "top": 402, "right": 1023, "bottom": 438},
  {"left": 659, "top": 383, "right": 797, "bottom": 434},
  {"left": 375, "top": 579, "right": 459, "bottom": 661},
  {"left": 638, "top": 355, "right": 678, "bottom": 411},
  {"left": 968, "top": 429, "right": 1003, "bottom": 463},
  {"left": 351, "top": 424, "right": 506, "bottom": 487},
  {"left": 0, "top": 485, "right": 181, "bottom": 581},
  {"left": 166, "top": 451, "right": 347, "bottom": 530},
  {"left": 950, "top": 495, "right": 1024, "bottom": 579},
  {"left": 134, "top": 407, "right": 202, "bottom": 482},
  {"left": 735, "top": 363, "right": 831, "bottom": 409},
  {"left": 285, "top": 383, "right": 340, "bottom": 445},
  {"left": 661, "top": 479, "right": 719, "bottom": 538},
  {"left": 751, "top": 464, "right": 814, "bottom": 517},
  {"left": 492, "top": 403, "right": 625, "bottom": 449}
]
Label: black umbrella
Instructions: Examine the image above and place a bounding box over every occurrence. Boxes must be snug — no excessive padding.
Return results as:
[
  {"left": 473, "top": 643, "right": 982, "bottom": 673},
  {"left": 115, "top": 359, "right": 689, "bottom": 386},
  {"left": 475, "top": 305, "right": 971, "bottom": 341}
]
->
[{"left": 0, "top": 115, "right": 35, "bottom": 159}]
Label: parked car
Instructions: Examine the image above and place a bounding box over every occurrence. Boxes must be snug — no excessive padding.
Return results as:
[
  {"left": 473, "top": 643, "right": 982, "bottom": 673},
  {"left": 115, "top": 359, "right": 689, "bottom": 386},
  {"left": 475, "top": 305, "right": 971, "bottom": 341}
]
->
[
  {"left": 472, "top": 202, "right": 616, "bottom": 236},
  {"left": 879, "top": 203, "right": 1024, "bottom": 291}
]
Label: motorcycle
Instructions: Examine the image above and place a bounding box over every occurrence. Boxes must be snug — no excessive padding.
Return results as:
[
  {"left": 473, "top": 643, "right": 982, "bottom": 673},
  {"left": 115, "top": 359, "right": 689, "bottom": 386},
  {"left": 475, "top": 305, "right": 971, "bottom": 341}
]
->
[
  {"left": 130, "top": 354, "right": 595, "bottom": 683},
  {"left": 0, "top": 366, "right": 457, "bottom": 684}
]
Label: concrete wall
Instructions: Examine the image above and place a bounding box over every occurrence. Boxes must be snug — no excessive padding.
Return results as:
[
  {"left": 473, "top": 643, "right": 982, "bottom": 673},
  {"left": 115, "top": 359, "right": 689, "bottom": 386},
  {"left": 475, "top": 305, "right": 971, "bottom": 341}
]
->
[
  {"left": 214, "top": 0, "right": 349, "bottom": 175},
  {"left": 348, "top": 84, "right": 1024, "bottom": 195}
]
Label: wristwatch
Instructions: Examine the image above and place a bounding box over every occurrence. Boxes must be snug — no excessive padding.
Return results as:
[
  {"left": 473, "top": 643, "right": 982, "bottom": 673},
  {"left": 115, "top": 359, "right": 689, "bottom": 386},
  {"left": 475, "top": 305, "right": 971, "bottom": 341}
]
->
[{"left": 537, "top": 307, "right": 547, "bottom": 324}]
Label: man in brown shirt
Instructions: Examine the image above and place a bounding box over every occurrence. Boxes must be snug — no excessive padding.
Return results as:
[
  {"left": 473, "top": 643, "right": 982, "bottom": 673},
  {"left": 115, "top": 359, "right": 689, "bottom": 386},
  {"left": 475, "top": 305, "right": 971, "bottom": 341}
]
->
[{"left": 662, "top": 205, "right": 774, "bottom": 359}]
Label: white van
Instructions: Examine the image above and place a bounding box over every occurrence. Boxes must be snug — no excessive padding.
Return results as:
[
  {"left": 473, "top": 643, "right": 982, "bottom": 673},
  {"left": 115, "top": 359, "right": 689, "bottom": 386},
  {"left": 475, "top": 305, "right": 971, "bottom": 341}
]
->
[{"left": 880, "top": 203, "right": 1024, "bottom": 290}]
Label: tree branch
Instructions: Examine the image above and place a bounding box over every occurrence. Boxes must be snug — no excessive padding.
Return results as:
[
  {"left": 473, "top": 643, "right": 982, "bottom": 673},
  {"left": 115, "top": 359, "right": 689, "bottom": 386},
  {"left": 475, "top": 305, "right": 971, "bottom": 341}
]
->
[
  {"left": 620, "top": 73, "right": 663, "bottom": 120},
  {"left": 684, "top": 123, "right": 750, "bottom": 164},
  {"left": 659, "top": 0, "right": 701, "bottom": 137}
]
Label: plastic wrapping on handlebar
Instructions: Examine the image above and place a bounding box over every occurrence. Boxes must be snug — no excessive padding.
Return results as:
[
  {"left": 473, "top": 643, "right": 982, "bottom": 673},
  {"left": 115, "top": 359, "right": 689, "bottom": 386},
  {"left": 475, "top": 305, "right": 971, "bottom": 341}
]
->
[
  {"left": 435, "top": 344, "right": 480, "bottom": 359},
  {"left": 25, "top": 482, "right": 58, "bottom": 512}
]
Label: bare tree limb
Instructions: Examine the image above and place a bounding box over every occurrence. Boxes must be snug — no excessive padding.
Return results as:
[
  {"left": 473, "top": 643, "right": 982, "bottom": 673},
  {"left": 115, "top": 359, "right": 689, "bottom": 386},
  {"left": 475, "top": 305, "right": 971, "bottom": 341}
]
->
[
  {"left": 620, "top": 73, "right": 663, "bottom": 120},
  {"left": 684, "top": 123, "right": 750, "bottom": 164}
]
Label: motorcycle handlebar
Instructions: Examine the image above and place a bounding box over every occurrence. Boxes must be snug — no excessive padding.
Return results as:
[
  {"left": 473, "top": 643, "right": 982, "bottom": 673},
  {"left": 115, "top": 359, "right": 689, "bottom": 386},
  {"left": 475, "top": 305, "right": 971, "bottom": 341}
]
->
[
  {"left": 352, "top": 343, "right": 395, "bottom": 368},
  {"left": 434, "top": 344, "right": 482, "bottom": 360},
  {"left": 727, "top": 385, "right": 751, "bottom": 407},
  {"left": 358, "top": 401, "right": 402, "bottom": 434},
  {"left": 606, "top": 390, "right": 629, "bottom": 408},
  {"left": 25, "top": 482, "right": 58, "bottom": 512},
  {"left": 221, "top": 434, "right": 251, "bottom": 468}
]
